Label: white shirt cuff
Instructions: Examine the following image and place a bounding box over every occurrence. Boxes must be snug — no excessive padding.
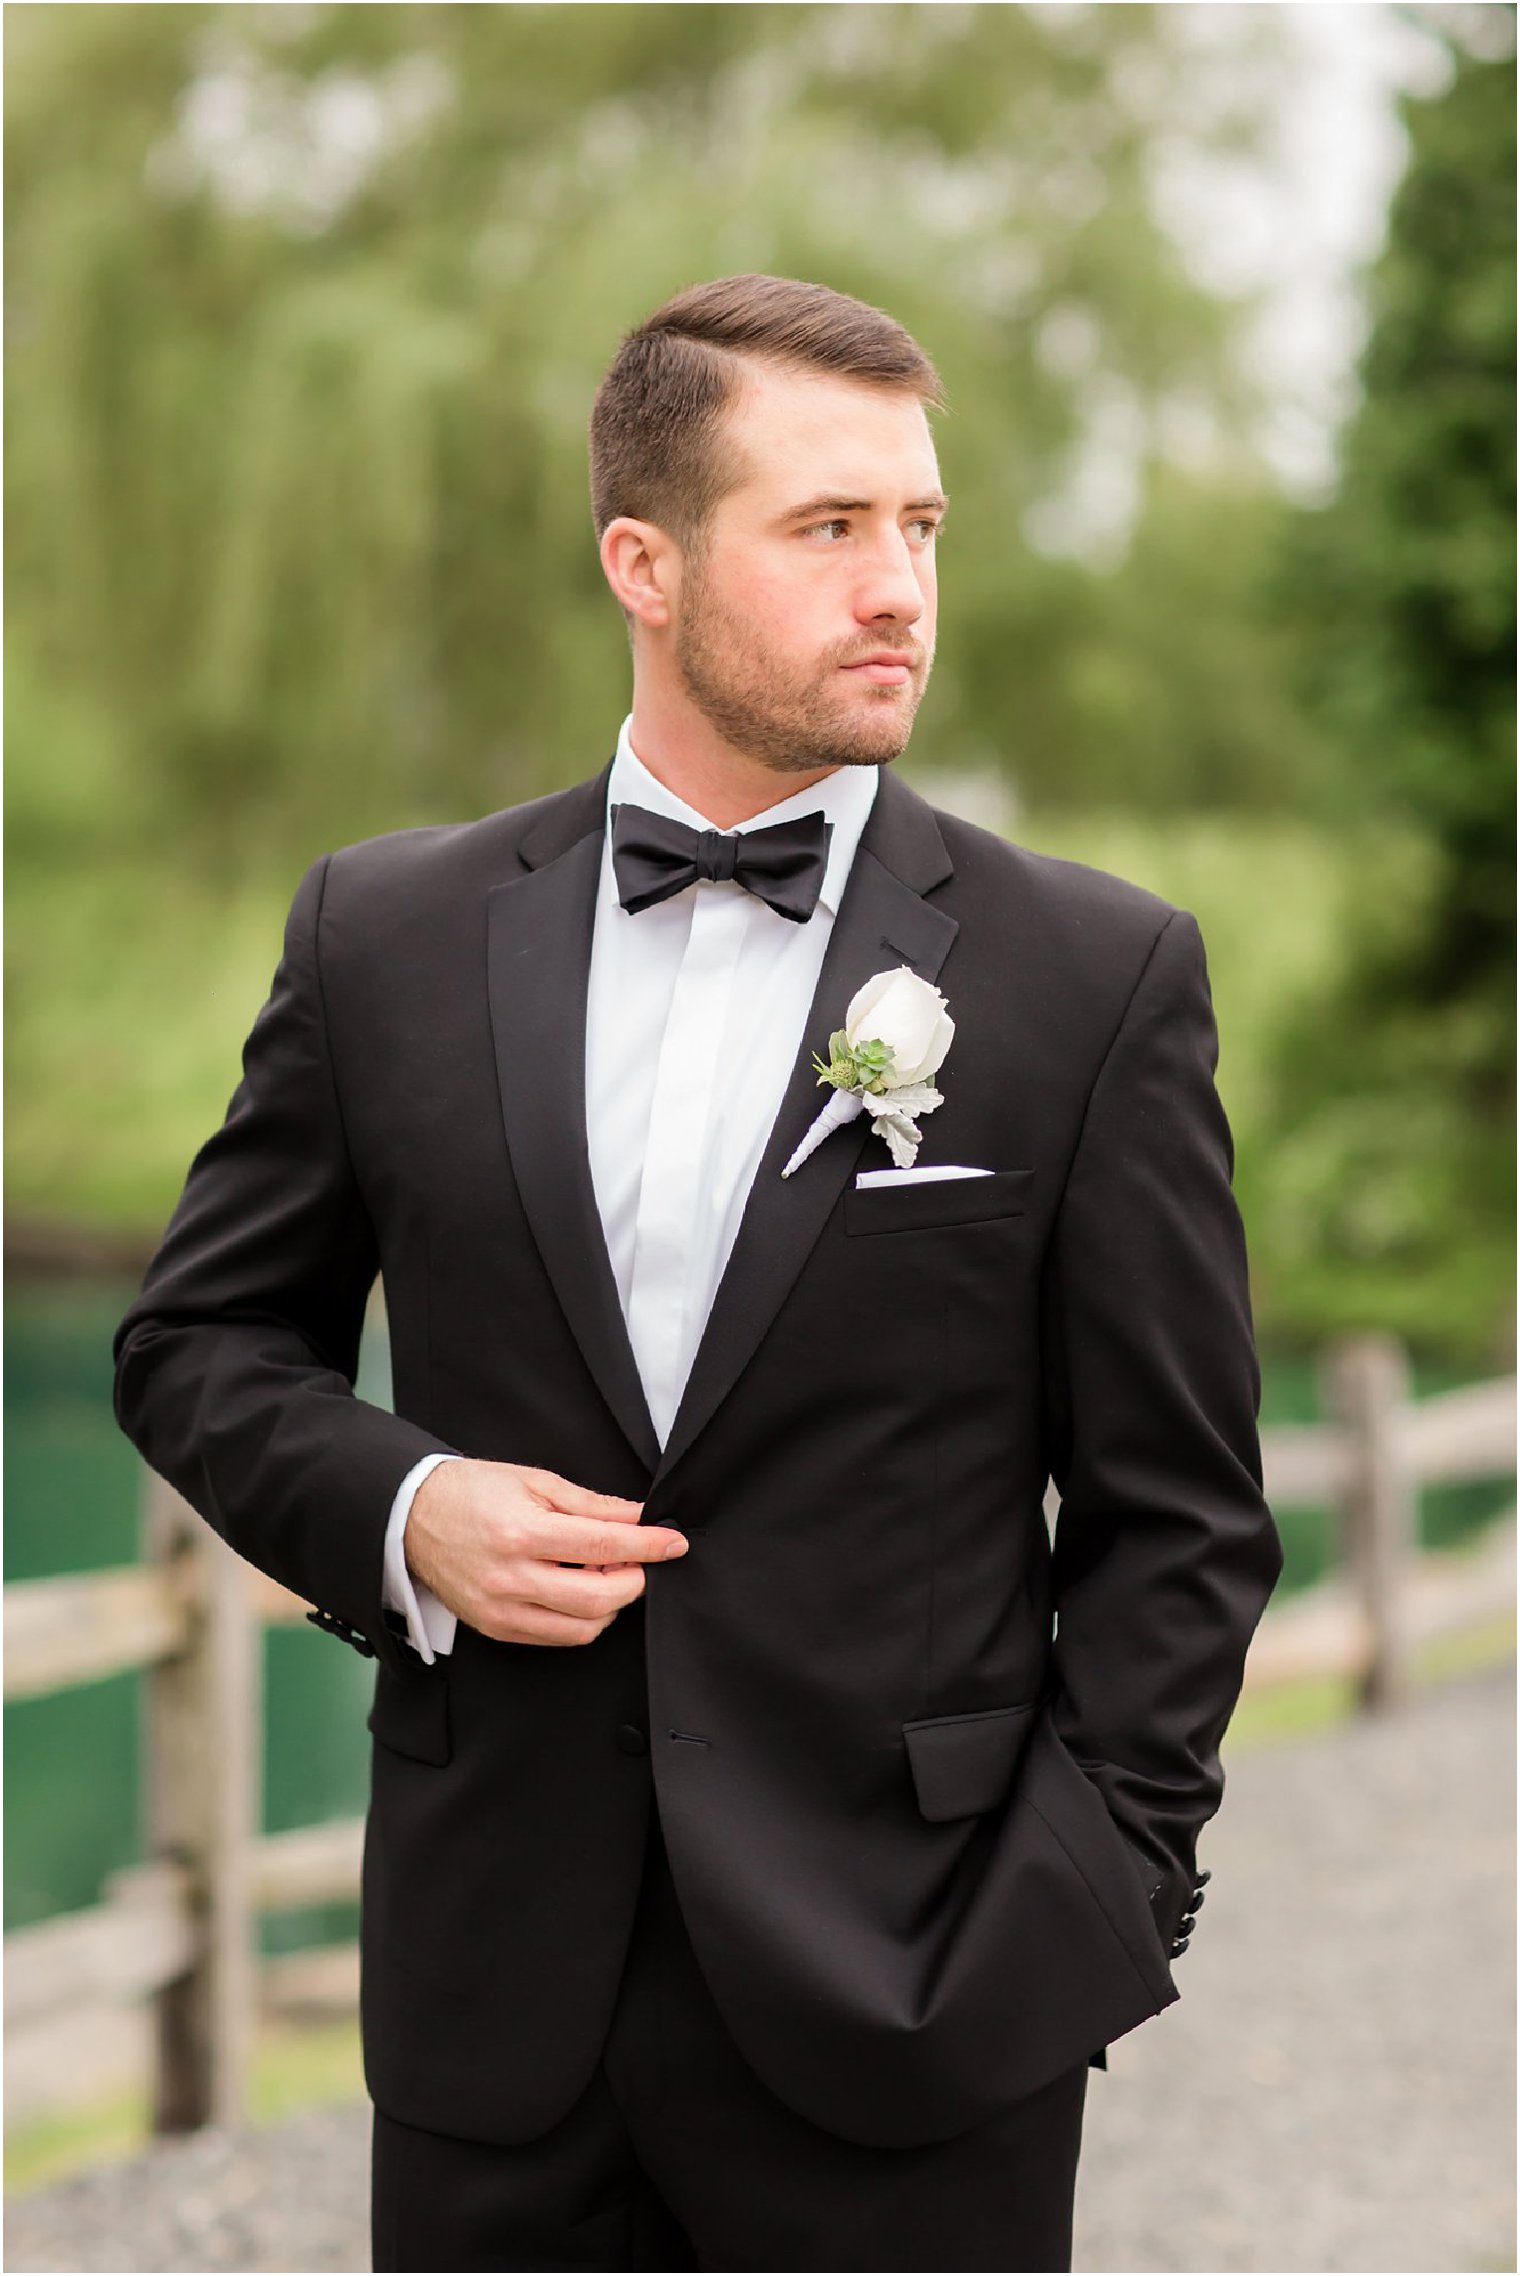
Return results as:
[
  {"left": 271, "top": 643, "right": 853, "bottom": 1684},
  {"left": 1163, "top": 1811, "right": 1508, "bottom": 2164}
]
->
[{"left": 382, "top": 1453, "right": 461, "bottom": 1664}]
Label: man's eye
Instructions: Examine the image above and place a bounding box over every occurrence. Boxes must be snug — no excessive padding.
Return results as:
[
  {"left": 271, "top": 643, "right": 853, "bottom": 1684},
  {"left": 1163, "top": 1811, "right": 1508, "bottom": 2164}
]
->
[
  {"left": 804, "top": 519, "right": 850, "bottom": 541},
  {"left": 907, "top": 518, "right": 940, "bottom": 542}
]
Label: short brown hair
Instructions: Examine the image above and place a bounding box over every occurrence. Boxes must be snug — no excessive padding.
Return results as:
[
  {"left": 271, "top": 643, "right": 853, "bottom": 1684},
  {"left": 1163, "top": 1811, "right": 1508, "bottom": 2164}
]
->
[{"left": 589, "top": 273, "right": 943, "bottom": 544}]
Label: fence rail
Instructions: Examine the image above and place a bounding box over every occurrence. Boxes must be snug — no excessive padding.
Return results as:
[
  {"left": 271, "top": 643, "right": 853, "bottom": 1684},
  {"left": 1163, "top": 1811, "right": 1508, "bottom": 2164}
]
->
[
  {"left": 6, "top": 1565, "right": 196, "bottom": 1702},
  {"left": 5, "top": 1335, "right": 1514, "bottom": 2132}
]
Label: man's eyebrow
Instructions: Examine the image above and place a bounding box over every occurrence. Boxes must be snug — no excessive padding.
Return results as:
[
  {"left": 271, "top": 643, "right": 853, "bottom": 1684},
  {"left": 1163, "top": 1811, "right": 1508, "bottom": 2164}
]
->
[{"left": 779, "top": 490, "right": 950, "bottom": 522}]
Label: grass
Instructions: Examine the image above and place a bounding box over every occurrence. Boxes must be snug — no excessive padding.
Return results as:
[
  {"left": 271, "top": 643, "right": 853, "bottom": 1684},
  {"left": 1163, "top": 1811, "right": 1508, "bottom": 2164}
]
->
[
  {"left": 1225, "top": 1608, "right": 1516, "bottom": 1750},
  {"left": 5, "top": 861, "right": 294, "bottom": 1231},
  {"left": 4, "top": 2095, "right": 148, "bottom": 2202},
  {"left": 7, "top": 1620, "right": 1513, "bottom": 2202},
  {"left": 4, "top": 2015, "right": 365, "bottom": 2198}
]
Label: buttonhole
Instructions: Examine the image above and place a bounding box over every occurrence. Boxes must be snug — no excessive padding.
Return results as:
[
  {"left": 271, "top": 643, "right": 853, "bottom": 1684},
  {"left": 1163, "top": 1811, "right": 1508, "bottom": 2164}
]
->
[{"left": 669, "top": 1731, "right": 711, "bottom": 1747}]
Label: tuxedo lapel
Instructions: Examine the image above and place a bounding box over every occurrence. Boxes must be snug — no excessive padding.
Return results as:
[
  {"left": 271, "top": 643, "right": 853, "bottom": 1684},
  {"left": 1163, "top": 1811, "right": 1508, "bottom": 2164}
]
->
[
  {"left": 654, "top": 769, "right": 957, "bottom": 1484},
  {"left": 486, "top": 760, "right": 664, "bottom": 1476},
  {"left": 485, "top": 759, "right": 958, "bottom": 1488}
]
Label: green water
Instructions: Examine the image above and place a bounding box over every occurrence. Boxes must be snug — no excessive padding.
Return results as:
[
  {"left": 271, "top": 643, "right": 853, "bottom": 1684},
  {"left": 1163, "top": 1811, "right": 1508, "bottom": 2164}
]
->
[
  {"left": 4, "top": 1280, "right": 379, "bottom": 1949},
  {"left": 4, "top": 1282, "right": 1510, "bottom": 1936}
]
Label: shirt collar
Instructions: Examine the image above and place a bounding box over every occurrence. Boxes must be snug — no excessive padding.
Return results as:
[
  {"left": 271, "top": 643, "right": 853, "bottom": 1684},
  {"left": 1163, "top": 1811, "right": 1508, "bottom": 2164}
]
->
[{"left": 607, "top": 714, "right": 879, "bottom": 920}]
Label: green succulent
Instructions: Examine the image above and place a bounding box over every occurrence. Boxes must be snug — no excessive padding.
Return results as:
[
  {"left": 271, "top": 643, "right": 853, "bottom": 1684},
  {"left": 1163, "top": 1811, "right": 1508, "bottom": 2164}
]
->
[{"left": 812, "top": 1029, "right": 897, "bottom": 1095}]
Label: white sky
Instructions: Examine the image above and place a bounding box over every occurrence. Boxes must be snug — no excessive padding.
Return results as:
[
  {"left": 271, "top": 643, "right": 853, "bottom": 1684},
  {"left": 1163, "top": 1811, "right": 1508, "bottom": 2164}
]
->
[
  {"left": 1021, "top": 2, "right": 1469, "bottom": 562},
  {"left": 1153, "top": 2, "right": 1460, "bottom": 497}
]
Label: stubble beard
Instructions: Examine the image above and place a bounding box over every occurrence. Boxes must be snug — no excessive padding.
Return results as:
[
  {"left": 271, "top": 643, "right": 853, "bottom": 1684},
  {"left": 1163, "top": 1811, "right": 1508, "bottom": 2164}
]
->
[{"left": 673, "top": 561, "right": 932, "bottom": 779}]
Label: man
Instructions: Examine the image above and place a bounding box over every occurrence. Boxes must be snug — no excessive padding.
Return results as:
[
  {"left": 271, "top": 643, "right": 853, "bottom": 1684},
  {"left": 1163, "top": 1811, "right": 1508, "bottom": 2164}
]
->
[{"left": 114, "top": 274, "right": 1282, "bottom": 2272}]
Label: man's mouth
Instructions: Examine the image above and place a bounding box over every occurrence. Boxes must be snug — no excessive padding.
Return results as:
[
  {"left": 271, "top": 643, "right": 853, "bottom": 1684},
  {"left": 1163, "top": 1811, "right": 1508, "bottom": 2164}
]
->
[{"left": 840, "top": 652, "right": 917, "bottom": 687}]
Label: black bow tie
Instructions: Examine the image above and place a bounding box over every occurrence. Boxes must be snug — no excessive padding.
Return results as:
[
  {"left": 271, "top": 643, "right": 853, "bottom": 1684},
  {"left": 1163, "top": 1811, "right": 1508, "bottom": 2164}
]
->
[{"left": 610, "top": 801, "right": 833, "bottom": 925}]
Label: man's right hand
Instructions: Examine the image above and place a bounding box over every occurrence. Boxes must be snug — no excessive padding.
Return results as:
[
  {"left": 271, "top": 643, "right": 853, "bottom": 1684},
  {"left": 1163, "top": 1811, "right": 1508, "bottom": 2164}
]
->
[{"left": 402, "top": 1458, "right": 687, "bottom": 1647}]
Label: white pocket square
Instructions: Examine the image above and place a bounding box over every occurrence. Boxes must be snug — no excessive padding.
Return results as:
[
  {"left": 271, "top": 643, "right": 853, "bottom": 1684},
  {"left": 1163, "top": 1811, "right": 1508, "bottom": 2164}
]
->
[{"left": 854, "top": 1165, "right": 994, "bottom": 1189}]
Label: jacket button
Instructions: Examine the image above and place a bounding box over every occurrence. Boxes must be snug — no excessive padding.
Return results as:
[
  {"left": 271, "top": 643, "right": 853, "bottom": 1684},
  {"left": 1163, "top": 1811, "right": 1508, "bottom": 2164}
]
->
[{"left": 615, "top": 1723, "right": 649, "bottom": 1757}]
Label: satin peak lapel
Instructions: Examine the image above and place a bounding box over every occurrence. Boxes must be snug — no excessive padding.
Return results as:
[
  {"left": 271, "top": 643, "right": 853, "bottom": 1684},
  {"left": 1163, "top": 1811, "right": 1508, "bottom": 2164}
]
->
[
  {"left": 485, "top": 760, "right": 663, "bottom": 1476},
  {"left": 655, "top": 768, "right": 957, "bottom": 1483}
]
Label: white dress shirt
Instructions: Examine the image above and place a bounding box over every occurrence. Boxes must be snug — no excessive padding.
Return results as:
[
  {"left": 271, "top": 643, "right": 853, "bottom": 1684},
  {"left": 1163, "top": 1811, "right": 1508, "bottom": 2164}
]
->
[{"left": 382, "top": 716, "right": 880, "bottom": 1661}]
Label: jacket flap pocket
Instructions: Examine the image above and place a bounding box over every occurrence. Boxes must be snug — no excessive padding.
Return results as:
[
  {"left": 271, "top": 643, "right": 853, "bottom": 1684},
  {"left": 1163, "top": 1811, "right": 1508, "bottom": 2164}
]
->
[
  {"left": 845, "top": 1167, "right": 1034, "bottom": 1236},
  {"left": 368, "top": 1659, "right": 451, "bottom": 1767},
  {"left": 902, "top": 1701, "right": 1039, "bottom": 1822}
]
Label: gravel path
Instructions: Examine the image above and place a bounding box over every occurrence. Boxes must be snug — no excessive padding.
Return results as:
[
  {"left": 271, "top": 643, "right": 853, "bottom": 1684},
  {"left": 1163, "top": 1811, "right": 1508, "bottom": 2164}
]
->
[
  {"left": 8, "top": 1661, "right": 1514, "bottom": 2274},
  {"left": 1074, "top": 1656, "right": 1516, "bottom": 2275}
]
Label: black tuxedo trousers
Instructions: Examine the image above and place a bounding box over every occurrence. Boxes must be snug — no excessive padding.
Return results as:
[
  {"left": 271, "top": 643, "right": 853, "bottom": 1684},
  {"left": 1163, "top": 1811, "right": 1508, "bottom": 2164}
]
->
[
  {"left": 372, "top": 1790, "right": 1091, "bottom": 2273},
  {"left": 113, "top": 759, "right": 1283, "bottom": 2157}
]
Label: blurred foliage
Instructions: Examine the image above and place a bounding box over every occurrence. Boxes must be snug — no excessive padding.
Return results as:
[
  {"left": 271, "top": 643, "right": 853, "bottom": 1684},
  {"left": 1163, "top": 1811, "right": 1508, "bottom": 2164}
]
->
[
  {"left": 3, "top": 3, "right": 1514, "bottom": 1365},
  {"left": 4, "top": 1, "right": 1304, "bottom": 861},
  {"left": 1262, "top": 22, "right": 1516, "bottom": 1362}
]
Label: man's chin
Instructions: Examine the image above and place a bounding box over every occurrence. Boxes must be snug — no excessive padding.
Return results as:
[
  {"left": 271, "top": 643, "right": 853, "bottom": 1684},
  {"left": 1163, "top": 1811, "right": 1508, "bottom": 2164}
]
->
[
  {"left": 823, "top": 696, "right": 921, "bottom": 767},
  {"left": 677, "top": 657, "right": 922, "bottom": 773}
]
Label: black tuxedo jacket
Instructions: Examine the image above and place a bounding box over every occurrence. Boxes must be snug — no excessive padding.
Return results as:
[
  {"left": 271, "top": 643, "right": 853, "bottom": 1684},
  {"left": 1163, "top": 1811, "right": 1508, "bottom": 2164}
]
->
[{"left": 114, "top": 758, "right": 1282, "bottom": 2151}]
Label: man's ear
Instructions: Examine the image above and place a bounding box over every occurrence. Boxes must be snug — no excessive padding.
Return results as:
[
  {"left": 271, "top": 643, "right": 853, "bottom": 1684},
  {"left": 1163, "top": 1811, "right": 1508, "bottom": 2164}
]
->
[{"left": 599, "top": 517, "right": 677, "bottom": 630}]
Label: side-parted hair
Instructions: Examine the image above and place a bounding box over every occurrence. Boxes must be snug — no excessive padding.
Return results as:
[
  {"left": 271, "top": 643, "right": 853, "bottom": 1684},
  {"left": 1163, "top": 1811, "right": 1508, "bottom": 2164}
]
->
[{"left": 589, "top": 274, "right": 944, "bottom": 546}]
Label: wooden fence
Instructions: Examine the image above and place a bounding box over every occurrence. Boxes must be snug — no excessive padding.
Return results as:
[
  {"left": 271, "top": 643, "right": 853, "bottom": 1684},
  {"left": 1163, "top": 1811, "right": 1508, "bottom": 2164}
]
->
[{"left": 4, "top": 1333, "right": 1514, "bottom": 2133}]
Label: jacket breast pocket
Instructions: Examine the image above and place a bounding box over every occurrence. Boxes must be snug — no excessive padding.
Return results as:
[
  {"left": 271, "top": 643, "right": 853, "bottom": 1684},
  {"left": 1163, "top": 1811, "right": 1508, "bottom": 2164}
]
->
[
  {"left": 845, "top": 1167, "right": 1035, "bottom": 1236},
  {"left": 368, "top": 1658, "right": 452, "bottom": 1767},
  {"left": 901, "top": 1700, "right": 1041, "bottom": 1822}
]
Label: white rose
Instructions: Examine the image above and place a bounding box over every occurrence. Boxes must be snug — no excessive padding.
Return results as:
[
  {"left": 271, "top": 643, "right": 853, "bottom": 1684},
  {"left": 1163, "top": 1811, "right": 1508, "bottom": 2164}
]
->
[{"left": 844, "top": 966, "right": 955, "bottom": 1088}]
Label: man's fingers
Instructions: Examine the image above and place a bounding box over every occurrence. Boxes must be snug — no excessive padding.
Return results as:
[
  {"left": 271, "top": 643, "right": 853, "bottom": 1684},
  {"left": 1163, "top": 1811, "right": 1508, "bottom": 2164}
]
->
[
  {"left": 517, "top": 1562, "right": 647, "bottom": 1620},
  {"left": 528, "top": 1510, "right": 688, "bottom": 1566},
  {"left": 530, "top": 1471, "right": 646, "bottom": 1523},
  {"left": 407, "top": 1463, "right": 685, "bottom": 1649},
  {"left": 481, "top": 1602, "right": 616, "bottom": 1649}
]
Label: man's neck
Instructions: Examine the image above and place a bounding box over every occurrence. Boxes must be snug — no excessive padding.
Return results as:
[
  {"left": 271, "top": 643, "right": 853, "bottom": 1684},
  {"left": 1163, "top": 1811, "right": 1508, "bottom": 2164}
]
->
[{"left": 626, "top": 697, "right": 840, "bottom": 830}]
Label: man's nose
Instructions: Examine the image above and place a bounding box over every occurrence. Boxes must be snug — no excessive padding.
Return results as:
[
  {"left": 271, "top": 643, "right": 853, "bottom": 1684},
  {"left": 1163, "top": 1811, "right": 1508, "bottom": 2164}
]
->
[{"left": 853, "top": 531, "right": 925, "bottom": 626}]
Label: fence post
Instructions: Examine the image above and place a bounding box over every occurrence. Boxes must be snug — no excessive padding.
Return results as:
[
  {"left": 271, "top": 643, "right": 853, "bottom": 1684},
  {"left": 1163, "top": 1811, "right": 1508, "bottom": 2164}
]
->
[
  {"left": 141, "top": 1470, "right": 259, "bottom": 2130},
  {"left": 1321, "top": 1335, "right": 1418, "bottom": 1713}
]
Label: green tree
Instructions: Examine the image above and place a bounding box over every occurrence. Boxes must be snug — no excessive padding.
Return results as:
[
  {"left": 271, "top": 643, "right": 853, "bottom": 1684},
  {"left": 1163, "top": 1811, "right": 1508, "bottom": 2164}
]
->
[
  {"left": 1252, "top": 19, "right": 1516, "bottom": 1359},
  {"left": 6, "top": 2, "right": 1298, "bottom": 872}
]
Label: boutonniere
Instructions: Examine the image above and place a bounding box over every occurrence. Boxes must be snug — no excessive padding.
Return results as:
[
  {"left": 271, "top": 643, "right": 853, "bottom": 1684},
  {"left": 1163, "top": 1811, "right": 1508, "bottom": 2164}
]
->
[{"left": 782, "top": 967, "right": 954, "bottom": 1178}]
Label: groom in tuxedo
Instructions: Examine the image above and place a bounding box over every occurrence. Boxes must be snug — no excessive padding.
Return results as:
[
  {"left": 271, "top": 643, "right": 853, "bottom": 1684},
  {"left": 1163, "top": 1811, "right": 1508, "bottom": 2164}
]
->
[{"left": 114, "top": 274, "right": 1282, "bottom": 2272}]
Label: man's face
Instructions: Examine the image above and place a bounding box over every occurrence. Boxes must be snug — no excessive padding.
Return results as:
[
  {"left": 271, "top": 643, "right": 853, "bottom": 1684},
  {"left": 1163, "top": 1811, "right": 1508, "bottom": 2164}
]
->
[{"left": 671, "top": 363, "right": 944, "bottom": 776}]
